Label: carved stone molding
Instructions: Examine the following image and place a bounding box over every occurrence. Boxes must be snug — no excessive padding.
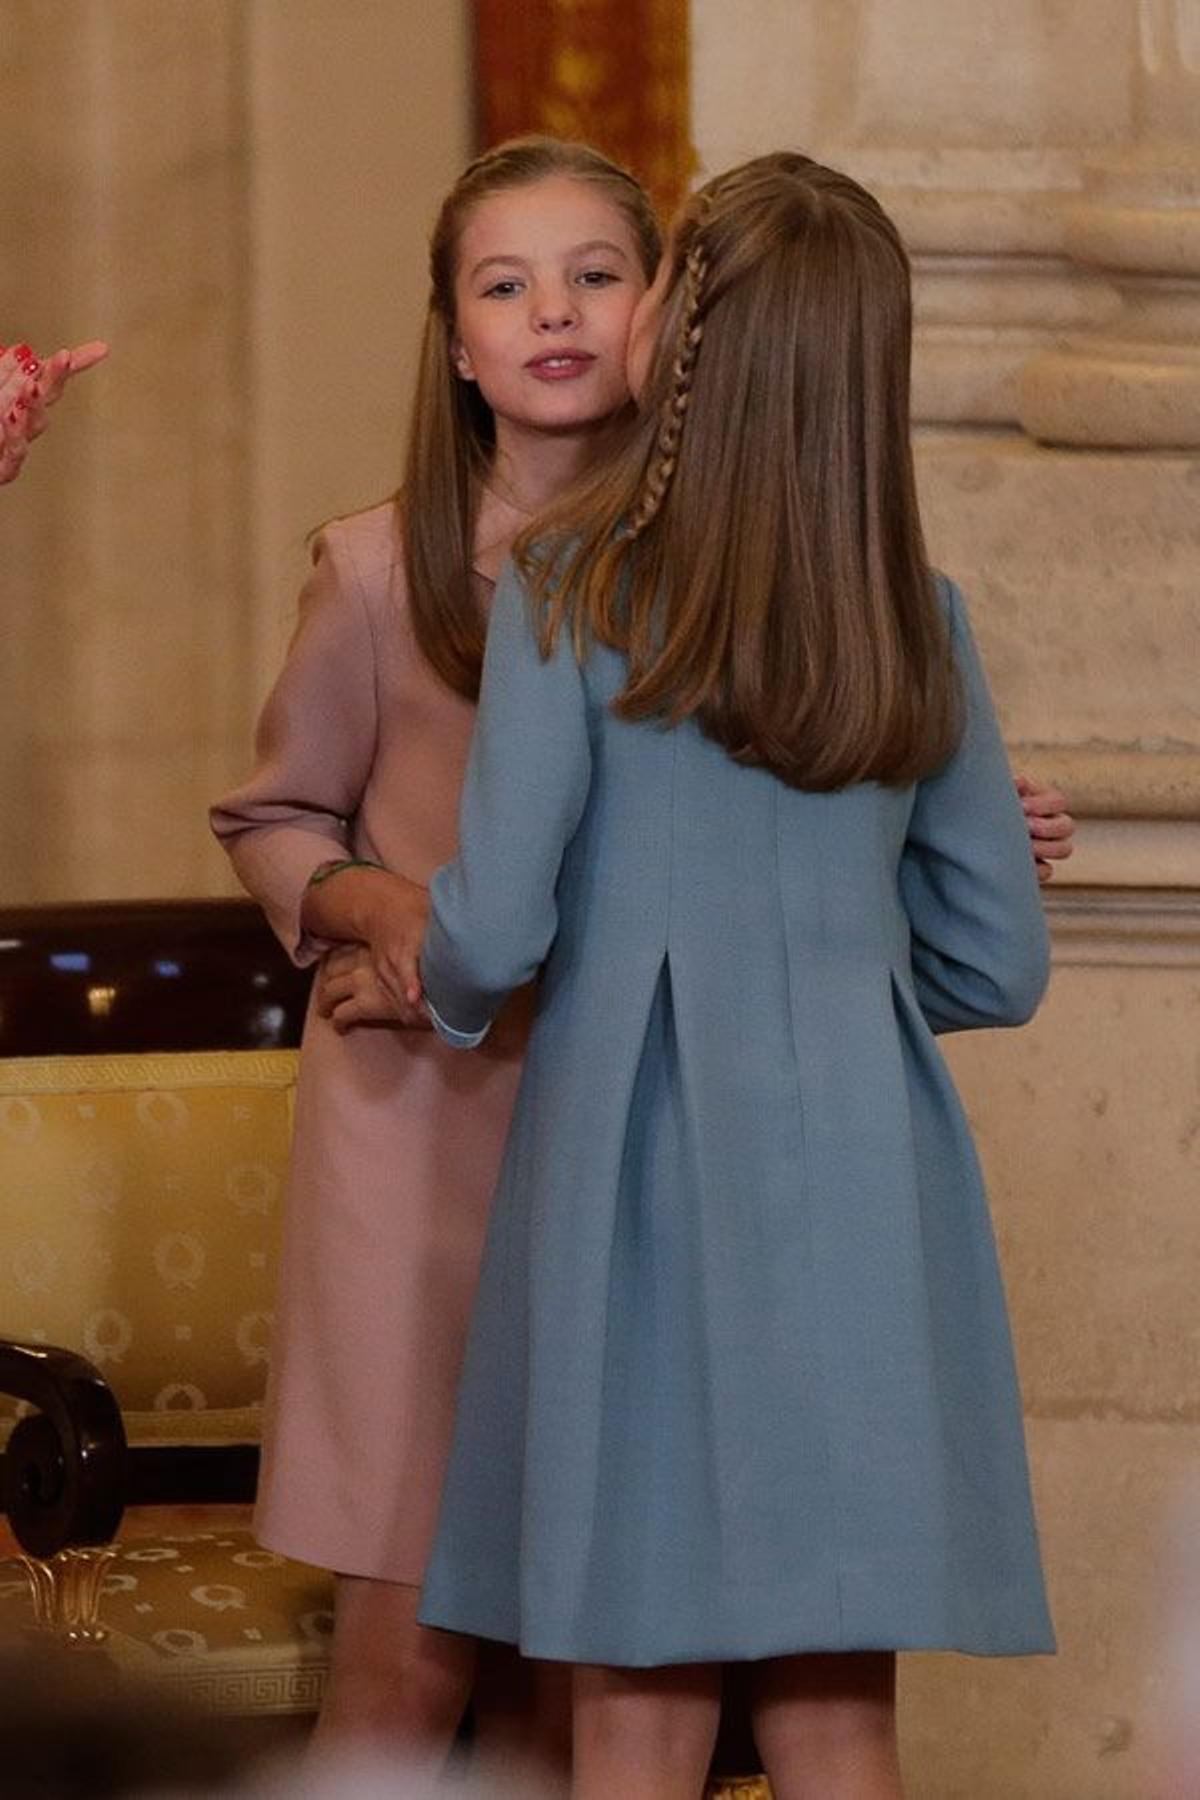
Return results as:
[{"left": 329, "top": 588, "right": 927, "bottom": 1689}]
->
[
  {"left": 1044, "top": 884, "right": 1200, "bottom": 966},
  {"left": 850, "top": 149, "right": 1118, "bottom": 429},
  {"left": 1017, "top": 194, "right": 1200, "bottom": 446},
  {"left": 796, "top": 147, "right": 1117, "bottom": 429},
  {"left": 1018, "top": 1, "right": 1200, "bottom": 448},
  {"left": 690, "top": 0, "right": 1163, "bottom": 431},
  {"left": 1010, "top": 745, "right": 1200, "bottom": 821}
]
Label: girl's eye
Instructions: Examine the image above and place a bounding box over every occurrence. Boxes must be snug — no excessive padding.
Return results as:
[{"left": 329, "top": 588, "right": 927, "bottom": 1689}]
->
[
  {"left": 577, "top": 269, "right": 618, "bottom": 287},
  {"left": 483, "top": 279, "right": 523, "bottom": 299}
]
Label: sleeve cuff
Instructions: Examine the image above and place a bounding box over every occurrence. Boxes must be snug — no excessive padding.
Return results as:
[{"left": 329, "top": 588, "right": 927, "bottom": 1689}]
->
[{"left": 425, "top": 996, "right": 492, "bottom": 1050}]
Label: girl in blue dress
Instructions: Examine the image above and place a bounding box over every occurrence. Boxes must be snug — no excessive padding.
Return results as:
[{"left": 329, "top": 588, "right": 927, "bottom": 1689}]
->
[{"left": 376, "top": 151, "right": 1055, "bottom": 1799}]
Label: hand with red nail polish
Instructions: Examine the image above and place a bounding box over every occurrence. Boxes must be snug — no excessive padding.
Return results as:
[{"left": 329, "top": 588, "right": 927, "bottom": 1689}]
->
[{"left": 0, "top": 337, "right": 109, "bottom": 485}]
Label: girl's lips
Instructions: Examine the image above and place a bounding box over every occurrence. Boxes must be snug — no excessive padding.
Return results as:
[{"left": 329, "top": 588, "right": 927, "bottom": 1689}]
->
[{"left": 525, "top": 352, "right": 597, "bottom": 381}]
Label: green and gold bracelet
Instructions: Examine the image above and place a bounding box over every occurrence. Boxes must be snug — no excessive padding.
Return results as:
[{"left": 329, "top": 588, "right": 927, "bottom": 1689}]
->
[{"left": 305, "top": 857, "right": 385, "bottom": 888}]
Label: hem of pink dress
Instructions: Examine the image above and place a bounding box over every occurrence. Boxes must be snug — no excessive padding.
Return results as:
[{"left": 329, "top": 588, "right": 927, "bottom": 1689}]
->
[{"left": 253, "top": 1504, "right": 429, "bottom": 1589}]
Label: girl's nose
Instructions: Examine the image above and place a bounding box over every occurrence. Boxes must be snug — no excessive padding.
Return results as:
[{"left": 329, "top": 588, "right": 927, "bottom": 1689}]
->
[{"left": 533, "top": 290, "right": 579, "bottom": 332}]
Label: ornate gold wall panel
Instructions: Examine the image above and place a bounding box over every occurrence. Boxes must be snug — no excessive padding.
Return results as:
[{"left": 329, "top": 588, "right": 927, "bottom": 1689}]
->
[{"left": 474, "top": 0, "right": 694, "bottom": 223}]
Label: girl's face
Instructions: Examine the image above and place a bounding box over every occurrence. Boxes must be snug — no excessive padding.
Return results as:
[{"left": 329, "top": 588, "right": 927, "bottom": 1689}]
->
[
  {"left": 624, "top": 250, "right": 673, "bottom": 403},
  {"left": 451, "top": 175, "right": 648, "bottom": 439}
]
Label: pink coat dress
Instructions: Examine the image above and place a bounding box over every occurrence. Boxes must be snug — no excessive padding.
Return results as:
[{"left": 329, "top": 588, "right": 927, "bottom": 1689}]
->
[{"left": 211, "top": 501, "right": 528, "bottom": 1583}]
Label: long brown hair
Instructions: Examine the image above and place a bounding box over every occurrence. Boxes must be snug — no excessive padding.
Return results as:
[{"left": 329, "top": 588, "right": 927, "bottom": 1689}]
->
[
  {"left": 519, "top": 151, "right": 961, "bottom": 789},
  {"left": 401, "top": 136, "right": 661, "bottom": 700}
]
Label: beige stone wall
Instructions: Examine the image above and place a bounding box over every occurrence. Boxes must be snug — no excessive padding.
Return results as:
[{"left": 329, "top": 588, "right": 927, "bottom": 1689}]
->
[
  {"left": 913, "top": 916, "right": 1200, "bottom": 1797},
  {"left": 0, "top": 0, "right": 472, "bottom": 902},
  {"left": 692, "top": 3, "right": 1200, "bottom": 1795},
  {"left": 242, "top": 0, "right": 473, "bottom": 723},
  {"left": 0, "top": 0, "right": 253, "bottom": 902}
]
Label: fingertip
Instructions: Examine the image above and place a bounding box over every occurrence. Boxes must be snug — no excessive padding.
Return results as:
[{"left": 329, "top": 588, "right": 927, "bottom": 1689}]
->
[{"left": 69, "top": 340, "right": 110, "bottom": 371}]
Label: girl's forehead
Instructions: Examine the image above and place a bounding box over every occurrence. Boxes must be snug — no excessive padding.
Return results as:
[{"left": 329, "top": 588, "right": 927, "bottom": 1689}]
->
[{"left": 457, "top": 175, "right": 641, "bottom": 265}]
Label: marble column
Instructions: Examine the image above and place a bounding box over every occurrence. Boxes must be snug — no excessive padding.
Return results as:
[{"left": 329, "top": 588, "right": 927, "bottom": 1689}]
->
[
  {"left": 817, "top": 0, "right": 1135, "bottom": 430},
  {"left": 691, "top": 0, "right": 1134, "bottom": 429},
  {"left": 1019, "top": 0, "right": 1200, "bottom": 448}
]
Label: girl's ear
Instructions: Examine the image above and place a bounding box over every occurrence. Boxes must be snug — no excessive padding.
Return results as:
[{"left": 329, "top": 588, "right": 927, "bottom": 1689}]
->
[{"left": 450, "top": 336, "right": 476, "bottom": 382}]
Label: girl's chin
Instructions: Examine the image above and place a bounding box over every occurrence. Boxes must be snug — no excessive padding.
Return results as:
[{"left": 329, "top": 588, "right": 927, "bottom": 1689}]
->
[{"left": 503, "top": 399, "right": 634, "bottom": 437}]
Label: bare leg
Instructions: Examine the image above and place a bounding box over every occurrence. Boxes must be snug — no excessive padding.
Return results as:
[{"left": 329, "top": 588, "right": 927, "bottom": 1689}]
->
[
  {"left": 749, "top": 1651, "right": 902, "bottom": 1800},
  {"left": 308, "top": 1574, "right": 475, "bottom": 1785},
  {"left": 471, "top": 1647, "right": 572, "bottom": 1796},
  {"left": 571, "top": 1662, "right": 722, "bottom": 1800}
]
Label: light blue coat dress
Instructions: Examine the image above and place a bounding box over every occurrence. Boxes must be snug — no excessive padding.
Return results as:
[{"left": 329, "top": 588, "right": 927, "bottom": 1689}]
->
[{"left": 415, "top": 567, "right": 1054, "bottom": 1667}]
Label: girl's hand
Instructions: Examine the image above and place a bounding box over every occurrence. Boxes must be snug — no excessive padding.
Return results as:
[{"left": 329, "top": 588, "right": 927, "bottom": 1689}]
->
[
  {"left": 0, "top": 339, "right": 109, "bottom": 485},
  {"left": 315, "top": 943, "right": 432, "bottom": 1033},
  {"left": 300, "top": 862, "right": 431, "bottom": 1019},
  {"left": 1016, "top": 774, "right": 1075, "bottom": 884},
  {"left": 316, "top": 868, "right": 431, "bottom": 1017},
  {"left": 357, "top": 871, "right": 431, "bottom": 1017},
  {"left": 0, "top": 345, "right": 40, "bottom": 483}
]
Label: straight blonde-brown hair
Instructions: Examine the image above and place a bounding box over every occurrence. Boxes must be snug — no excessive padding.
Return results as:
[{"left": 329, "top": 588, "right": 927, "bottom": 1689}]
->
[
  {"left": 401, "top": 136, "right": 661, "bottom": 700},
  {"left": 518, "top": 151, "right": 961, "bottom": 789}
]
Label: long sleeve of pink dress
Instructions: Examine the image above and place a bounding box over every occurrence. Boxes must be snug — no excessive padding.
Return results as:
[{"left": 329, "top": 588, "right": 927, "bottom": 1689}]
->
[
  {"left": 212, "top": 516, "right": 380, "bottom": 964},
  {"left": 210, "top": 501, "right": 528, "bottom": 1583}
]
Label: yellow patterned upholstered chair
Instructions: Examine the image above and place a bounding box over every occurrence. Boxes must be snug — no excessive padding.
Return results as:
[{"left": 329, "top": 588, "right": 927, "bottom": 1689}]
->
[
  {"left": 0, "top": 900, "right": 333, "bottom": 1718},
  {"left": 0, "top": 901, "right": 771, "bottom": 1792}
]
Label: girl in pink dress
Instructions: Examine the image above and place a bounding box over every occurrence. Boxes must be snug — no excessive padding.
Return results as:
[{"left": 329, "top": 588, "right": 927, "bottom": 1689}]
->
[
  {"left": 211, "top": 137, "right": 662, "bottom": 1785},
  {"left": 212, "top": 137, "right": 1073, "bottom": 1784}
]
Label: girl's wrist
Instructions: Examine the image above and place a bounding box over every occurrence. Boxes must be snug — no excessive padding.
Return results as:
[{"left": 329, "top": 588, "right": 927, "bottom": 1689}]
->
[
  {"left": 302, "top": 858, "right": 390, "bottom": 941},
  {"left": 307, "top": 856, "right": 385, "bottom": 889}
]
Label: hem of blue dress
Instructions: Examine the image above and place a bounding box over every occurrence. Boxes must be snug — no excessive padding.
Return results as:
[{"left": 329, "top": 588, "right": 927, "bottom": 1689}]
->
[
  {"left": 416, "top": 1570, "right": 1056, "bottom": 1667},
  {"left": 416, "top": 1613, "right": 1057, "bottom": 1667}
]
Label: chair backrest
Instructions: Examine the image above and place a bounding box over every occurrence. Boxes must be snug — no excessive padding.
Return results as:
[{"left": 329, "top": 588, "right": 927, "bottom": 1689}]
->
[
  {"left": 0, "top": 900, "right": 309, "bottom": 1057},
  {"left": 0, "top": 901, "right": 310, "bottom": 1450}
]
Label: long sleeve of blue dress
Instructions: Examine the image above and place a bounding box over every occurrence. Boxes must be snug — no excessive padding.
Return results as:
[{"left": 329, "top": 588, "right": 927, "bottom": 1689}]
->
[
  {"left": 899, "top": 578, "right": 1051, "bottom": 1034},
  {"left": 421, "top": 565, "right": 593, "bottom": 1041}
]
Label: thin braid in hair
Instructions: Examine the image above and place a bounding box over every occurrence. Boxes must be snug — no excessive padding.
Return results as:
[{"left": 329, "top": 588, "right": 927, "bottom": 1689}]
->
[{"left": 627, "top": 233, "right": 709, "bottom": 540}]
